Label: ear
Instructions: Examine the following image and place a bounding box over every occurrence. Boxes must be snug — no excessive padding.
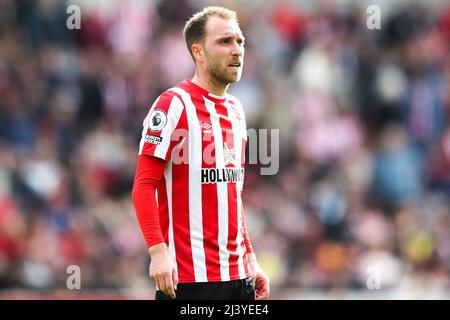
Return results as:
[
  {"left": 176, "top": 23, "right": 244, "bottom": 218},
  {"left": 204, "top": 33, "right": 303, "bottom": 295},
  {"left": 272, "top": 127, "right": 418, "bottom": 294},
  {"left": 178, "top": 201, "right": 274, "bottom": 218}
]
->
[{"left": 192, "top": 43, "right": 204, "bottom": 62}]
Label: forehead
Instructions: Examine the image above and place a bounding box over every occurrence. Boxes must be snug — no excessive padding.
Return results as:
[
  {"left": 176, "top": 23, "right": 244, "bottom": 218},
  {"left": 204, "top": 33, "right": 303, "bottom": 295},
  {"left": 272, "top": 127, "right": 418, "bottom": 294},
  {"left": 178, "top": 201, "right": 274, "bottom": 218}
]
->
[{"left": 205, "top": 16, "right": 243, "bottom": 39}]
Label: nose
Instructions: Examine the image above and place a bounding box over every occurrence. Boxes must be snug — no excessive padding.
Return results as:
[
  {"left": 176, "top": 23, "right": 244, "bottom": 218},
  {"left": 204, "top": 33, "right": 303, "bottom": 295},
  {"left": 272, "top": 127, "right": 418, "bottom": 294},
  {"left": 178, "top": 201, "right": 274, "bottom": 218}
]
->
[{"left": 231, "top": 41, "right": 243, "bottom": 57}]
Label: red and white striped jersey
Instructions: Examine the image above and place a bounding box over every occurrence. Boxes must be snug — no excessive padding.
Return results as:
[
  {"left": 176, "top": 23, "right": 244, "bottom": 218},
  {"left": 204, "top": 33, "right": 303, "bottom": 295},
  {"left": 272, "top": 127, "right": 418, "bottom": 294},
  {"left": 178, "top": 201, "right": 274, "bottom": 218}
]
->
[{"left": 138, "top": 79, "right": 253, "bottom": 283}]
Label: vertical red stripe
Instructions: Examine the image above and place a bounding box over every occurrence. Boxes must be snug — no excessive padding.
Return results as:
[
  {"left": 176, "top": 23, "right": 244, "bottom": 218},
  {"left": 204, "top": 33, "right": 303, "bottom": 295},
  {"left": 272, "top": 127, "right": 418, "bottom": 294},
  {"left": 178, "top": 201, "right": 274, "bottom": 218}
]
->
[
  {"left": 241, "top": 137, "right": 249, "bottom": 276},
  {"left": 241, "top": 138, "right": 246, "bottom": 167},
  {"left": 170, "top": 108, "right": 195, "bottom": 282},
  {"left": 172, "top": 162, "right": 194, "bottom": 281},
  {"left": 216, "top": 103, "right": 240, "bottom": 280},
  {"left": 243, "top": 247, "right": 250, "bottom": 276},
  {"left": 240, "top": 201, "right": 250, "bottom": 276},
  {"left": 191, "top": 96, "right": 221, "bottom": 281},
  {"left": 227, "top": 184, "right": 239, "bottom": 279}
]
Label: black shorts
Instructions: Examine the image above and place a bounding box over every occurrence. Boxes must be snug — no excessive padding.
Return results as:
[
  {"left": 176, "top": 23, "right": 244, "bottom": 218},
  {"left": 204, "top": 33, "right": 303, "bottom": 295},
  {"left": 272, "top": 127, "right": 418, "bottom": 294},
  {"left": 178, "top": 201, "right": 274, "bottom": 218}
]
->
[{"left": 155, "top": 277, "right": 256, "bottom": 300}]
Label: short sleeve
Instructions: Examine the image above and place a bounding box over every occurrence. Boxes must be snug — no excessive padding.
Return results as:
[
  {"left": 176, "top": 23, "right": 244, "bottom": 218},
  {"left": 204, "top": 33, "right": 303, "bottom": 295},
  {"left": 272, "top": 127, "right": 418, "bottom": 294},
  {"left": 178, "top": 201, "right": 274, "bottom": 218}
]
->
[{"left": 138, "top": 91, "right": 187, "bottom": 161}]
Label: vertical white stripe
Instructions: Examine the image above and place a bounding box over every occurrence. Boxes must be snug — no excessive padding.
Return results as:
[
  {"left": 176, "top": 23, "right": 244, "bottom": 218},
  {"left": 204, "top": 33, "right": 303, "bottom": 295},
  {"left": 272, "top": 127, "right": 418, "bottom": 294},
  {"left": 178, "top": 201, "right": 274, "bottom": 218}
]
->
[
  {"left": 170, "top": 87, "right": 207, "bottom": 282},
  {"left": 164, "top": 161, "right": 177, "bottom": 264},
  {"left": 225, "top": 99, "right": 246, "bottom": 279},
  {"left": 204, "top": 97, "right": 230, "bottom": 281},
  {"left": 138, "top": 97, "right": 160, "bottom": 155},
  {"left": 153, "top": 95, "right": 184, "bottom": 159}
]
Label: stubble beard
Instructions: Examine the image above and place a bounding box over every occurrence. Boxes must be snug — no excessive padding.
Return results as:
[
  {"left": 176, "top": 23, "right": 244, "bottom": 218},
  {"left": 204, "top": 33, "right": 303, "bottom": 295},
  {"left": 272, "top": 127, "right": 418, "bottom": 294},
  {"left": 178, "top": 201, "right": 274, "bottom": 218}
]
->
[{"left": 205, "top": 53, "right": 241, "bottom": 88}]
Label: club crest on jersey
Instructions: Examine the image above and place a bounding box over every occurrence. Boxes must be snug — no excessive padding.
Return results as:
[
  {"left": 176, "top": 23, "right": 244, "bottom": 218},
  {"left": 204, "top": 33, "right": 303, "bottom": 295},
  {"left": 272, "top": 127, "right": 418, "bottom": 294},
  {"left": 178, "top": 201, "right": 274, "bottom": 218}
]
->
[
  {"left": 223, "top": 142, "right": 235, "bottom": 165},
  {"left": 148, "top": 109, "right": 167, "bottom": 132}
]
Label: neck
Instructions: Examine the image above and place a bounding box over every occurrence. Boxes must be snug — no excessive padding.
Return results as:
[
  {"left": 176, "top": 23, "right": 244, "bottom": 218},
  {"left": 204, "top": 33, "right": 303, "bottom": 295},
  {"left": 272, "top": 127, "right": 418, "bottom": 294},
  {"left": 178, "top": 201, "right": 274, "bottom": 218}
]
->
[{"left": 191, "top": 72, "right": 229, "bottom": 97}]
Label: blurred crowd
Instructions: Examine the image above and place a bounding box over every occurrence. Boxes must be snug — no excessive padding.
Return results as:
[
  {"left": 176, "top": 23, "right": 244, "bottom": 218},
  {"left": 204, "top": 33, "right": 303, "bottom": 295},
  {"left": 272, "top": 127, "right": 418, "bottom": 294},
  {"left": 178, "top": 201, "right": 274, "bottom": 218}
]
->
[{"left": 1, "top": 0, "right": 450, "bottom": 298}]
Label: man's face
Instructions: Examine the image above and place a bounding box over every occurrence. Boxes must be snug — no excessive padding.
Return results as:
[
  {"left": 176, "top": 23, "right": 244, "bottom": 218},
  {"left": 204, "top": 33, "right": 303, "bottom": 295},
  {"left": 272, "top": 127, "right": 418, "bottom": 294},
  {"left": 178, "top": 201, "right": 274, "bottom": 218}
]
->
[{"left": 201, "top": 16, "right": 245, "bottom": 85}]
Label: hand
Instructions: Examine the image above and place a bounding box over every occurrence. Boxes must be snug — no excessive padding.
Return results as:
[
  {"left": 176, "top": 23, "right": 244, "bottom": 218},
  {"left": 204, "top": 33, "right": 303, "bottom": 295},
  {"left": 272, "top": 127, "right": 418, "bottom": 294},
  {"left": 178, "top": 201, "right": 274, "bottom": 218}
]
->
[
  {"left": 149, "top": 243, "right": 179, "bottom": 299},
  {"left": 247, "top": 254, "right": 270, "bottom": 300}
]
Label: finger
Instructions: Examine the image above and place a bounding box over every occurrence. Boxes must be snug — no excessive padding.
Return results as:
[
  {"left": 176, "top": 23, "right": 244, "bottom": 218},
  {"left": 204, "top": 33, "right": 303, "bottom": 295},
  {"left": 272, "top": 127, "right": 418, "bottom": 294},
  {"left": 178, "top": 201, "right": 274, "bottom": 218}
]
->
[
  {"left": 261, "top": 290, "right": 269, "bottom": 299},
  {"left": 255, "top": 277, "right": 263, "bottom": 291},
  {"left": 149, "top": 268, "right": 155, "bottom": 282},
  {"left": 261, "top": 280, "right": 269, "bottom": 292},
  {"left": 256, "top": 276, "right": 268, "bottom": 289},
  {"left": 262, "top": 279, "right": 270, "bottom": 298},
  {"left": 158, "top": 275, "right": 167, "bottom": 295},
  {"left": 154, "top": 277, "right": 162, "bottom": 294},
  {"left": 256, "top": 280, "right": 269, "bottom": 300},
  {"left": 260, "top": 293, "right": 269, "bottom": 300},
  {"left": 172, "top": 268, "right": 179, "bottom": 290},
  {"left": 256, "top": 289, "right": 268, "bottom": 300},
  {"left": 164, "top": 273, "right": 176, "bottom": 299}
]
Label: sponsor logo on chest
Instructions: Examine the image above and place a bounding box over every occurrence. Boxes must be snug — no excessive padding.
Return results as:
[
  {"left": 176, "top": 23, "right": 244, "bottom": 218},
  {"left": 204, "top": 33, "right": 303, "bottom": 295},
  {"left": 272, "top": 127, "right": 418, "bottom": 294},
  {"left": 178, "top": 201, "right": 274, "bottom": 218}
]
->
[{"left": 201, "top": 167, "right": 245, "bottom": 184}]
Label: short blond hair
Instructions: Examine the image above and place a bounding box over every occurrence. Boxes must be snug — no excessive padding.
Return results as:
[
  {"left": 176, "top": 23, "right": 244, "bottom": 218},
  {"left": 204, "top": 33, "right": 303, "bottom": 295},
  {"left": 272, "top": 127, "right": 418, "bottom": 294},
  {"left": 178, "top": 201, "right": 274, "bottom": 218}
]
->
[{"left": 183, "top": 6, "right": 238, "bottom": 60}]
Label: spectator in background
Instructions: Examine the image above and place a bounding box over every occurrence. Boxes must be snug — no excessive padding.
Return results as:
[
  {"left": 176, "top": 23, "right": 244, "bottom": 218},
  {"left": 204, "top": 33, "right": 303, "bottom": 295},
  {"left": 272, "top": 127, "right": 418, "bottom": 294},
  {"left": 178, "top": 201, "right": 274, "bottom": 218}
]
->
[{"left": 371, "top": 123, "right": 423, "bottom": 212}]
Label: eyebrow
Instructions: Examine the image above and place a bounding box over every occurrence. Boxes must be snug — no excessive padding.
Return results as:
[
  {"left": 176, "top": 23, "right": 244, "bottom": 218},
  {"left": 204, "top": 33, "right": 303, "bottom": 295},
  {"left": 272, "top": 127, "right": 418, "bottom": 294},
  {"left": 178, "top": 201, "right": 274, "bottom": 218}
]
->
[{"left": 215, "top": 34, "right": 246, "bottom": 42}]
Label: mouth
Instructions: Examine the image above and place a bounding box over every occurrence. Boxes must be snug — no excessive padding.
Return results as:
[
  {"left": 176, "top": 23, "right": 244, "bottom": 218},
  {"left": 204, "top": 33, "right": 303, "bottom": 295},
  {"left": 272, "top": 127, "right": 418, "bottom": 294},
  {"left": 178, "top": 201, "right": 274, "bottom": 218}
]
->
[{"left": 228, "top": 62, "right": 241, "bottom": 69}]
